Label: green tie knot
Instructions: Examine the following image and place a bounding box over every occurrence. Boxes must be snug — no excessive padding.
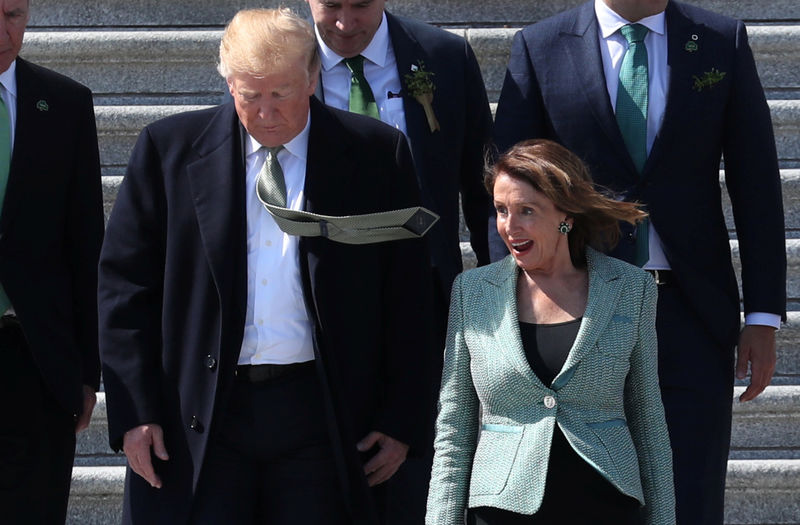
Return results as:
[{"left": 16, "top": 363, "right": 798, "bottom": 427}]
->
[
  {"left": 266, "top": 145, "right": 283, "bottom": 159},
  {"left": 620, "top": 23, "right": 649, "bottom": 44},
  {"left": 343, "top": 55, "right": 366, "bottom": 78}
]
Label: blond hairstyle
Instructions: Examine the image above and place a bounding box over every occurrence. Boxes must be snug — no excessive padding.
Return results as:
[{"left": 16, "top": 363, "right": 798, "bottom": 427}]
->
[
  {"left": 217, "top": 8, "right": 320, "bottom": 79},
  {"left": 486, "top": 139, "right": 647, "bottom": 268}
]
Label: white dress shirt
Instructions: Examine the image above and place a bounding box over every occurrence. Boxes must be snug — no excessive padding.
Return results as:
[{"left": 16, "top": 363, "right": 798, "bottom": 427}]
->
[
  {"left": 237, "top": 113, "right": 316, "bottom": 365},
  {"left": 0, "top": 61, "right": 16, "bottom": 316},
  {"left": 594, "top": 0, "right": 779, "bottom": 329},
  {"left": 316, "top": 12, "right": 408, "bottom": 137},
  {"left": 0, "top": 60, "right": 18, "bottom": 153}
]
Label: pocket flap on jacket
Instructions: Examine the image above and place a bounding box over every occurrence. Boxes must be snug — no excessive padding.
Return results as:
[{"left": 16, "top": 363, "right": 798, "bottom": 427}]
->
[
  {"left": 470, "top": 426, "right": 525, "bottom": 496},
  {"left": 586, "top": 418, "right": 627, "bottom": 430}
]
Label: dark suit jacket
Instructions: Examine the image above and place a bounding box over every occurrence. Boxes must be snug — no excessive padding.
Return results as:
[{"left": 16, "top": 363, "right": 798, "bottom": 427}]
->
[
  {"left": 493, "top": 0, "right": 786, "bottom": 351},
  {"left": 98, "top": 97, "right": 433, "bottom": 524},
  {"left": 316, "top": 12, "right": 493, "bottom": 297},
  {"left": 0, "top": 57, "right": 103, "bottom": 417}
]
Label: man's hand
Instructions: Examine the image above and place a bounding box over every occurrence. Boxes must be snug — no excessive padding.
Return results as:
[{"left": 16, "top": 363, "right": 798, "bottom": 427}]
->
[
  {"left": 357, "top": 431, "right": 409, "bottom": 487},
  {"left": 736, "top": 325, "right": 777, "bottom": 402},
  {"left": 75, "top": 384, "right": 97, "bottom": 433},
  {"left": 123, "top": 424, "right": 169, "bottom": 488}
]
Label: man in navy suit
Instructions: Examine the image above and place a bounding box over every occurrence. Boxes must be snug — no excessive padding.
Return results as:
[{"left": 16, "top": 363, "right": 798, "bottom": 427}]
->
[
  {"left": 492, "top": 0, "right": 785, "bottom": 523},
  {"left": 99, "top": 8, "right": 432, "bottom": 524},
  {"left": 305, "top": 2, "right": 493, "bottom": 519},
  {"left": 0, "top": 0, "right": 103, "bottom": 522}
]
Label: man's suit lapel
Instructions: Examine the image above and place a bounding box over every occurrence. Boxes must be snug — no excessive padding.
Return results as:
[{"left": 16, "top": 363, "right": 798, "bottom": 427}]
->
[
  {"left": 386, "top": 13, "right": 432, "bottom": 196},
  {"left": 386, "top": 14, "right": 428, "bottom": 145},
  {"left": 185, "top": 103, "right": 246, "bottom": 307},
  {"left": 643, "top": 1, "right": 704, "bottom": 176},
  {"left": 562, "top": 2, "right": 639, "bottom": 181},
  {"left": 1, "top": 59, "right": 48, "bottom": 233}
]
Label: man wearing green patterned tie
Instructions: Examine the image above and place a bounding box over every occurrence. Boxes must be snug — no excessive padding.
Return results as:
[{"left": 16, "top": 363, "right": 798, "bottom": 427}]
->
[
  {"left": 493, "top": 0, "right": 786, "bottom": 523},
  {"left": 306, "top": 1, "right": 494, "bottom": 520},
  {"left": 0, "top": 0, "right": 104, "bottom": 523}
]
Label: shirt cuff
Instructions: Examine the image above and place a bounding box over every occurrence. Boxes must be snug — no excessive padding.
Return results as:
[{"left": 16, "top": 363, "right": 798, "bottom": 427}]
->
[{"left": 744, "top": 312, "right": 781, "bottom": 330}]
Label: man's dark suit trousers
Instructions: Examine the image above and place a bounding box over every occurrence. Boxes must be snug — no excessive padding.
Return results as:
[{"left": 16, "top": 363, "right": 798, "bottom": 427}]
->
[{"left": 0, "top": 317, "right": 76, "bottom": 524}]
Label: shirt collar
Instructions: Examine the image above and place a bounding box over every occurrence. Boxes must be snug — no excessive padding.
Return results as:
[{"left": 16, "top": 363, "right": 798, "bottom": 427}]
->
[
  {"left": 0, "top": 60, "right": 18, "bottom": 98},
  {"left": 245, "top": 110, "right": 311, "bottom": 162},
  {"left": 317, "top": 11, "right": 390, "bottom": 72},
  {"left": 594, "top": 0, "right": 666, "bottom": 39}
]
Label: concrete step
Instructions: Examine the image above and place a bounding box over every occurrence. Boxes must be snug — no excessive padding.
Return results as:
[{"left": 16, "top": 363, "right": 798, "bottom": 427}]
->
[
  {"left": 731, "top": 386, "right": 800, "bottom": 458},
  {"left": 77, "top": 386, "right": 800, "bottom": 462},
  {"left": 92, "top": 99, "right": 800, "bottom": 179},
  {"left": 27, "top": 0, "right": 800, "bottom": 28},
  {"left": 96, "top": 105, "right": 209, "bottom": 176},
  {"left": 67, "top": 466, "right": 124, "bottom": 525},
  {"left": 74, "top": 393, "right": 125, "bottom": 467},
  {"left": 65, "top": 462, "right": 800, "bottom": 524},
  {"left": 20, "top": 25, "right": 800, "bottom": 105},
  {"left": 724, "top": 460, "right": 800, "bottom": 525}
]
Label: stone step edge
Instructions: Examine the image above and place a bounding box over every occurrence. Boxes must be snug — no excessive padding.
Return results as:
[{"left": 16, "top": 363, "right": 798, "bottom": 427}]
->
[
  {"left": 81, "top": 386, "right": 800, "bottom": 425},
  {"left": 21, "top": 27, "right": 800, "bottom": 100},
  {"left": 93, "top": 102, "right": 800, "bottom": 174},
  {"left": 732, "top": 386, "right": 800, "bottom": 415},
  {"left": 90, "top": 100, "right": 800, "bottom": 132},
  {"left": 69, "top": 459, "right": 800, "bottom": 496},
  {"left": 20, "top": 24, "right": 800, "bottom": 48},
  {"left": 24, "top": 0, "right": 800, "bottom": 28}
]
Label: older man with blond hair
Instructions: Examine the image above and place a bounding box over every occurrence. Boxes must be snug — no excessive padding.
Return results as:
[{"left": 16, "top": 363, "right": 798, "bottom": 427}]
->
[{"left": 99, "top": 8, "right": 433, "bottom": 524}]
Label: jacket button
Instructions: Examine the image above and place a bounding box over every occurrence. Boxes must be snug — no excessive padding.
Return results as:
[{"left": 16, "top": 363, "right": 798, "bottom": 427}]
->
[
  {"left": 205, "top": 355, "right": 217, "bottom": 370},
  {"left": 189, "top": 416, "right": 204, "bottom": 433},
  {"left": 626, "top": 232, "right": 635, "bottom": 243},
  {"left": 543, "top": 395, "right": 556, "bottom": 409}
]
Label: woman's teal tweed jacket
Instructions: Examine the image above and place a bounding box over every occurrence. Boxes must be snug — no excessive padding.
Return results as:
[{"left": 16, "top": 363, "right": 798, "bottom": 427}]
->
[{"left": 426, "top": 248, "right": 675, "bottom": 524}]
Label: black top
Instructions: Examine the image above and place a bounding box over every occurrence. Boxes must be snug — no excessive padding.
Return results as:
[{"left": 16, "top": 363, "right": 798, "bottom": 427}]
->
[{"left": 519, "top": 318, "right": 581, "bottom": 386}]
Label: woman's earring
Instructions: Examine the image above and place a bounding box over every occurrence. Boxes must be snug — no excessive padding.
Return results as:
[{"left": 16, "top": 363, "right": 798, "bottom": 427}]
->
[{"left": 558, "top": 221, "right": 572, "bottom": 235}]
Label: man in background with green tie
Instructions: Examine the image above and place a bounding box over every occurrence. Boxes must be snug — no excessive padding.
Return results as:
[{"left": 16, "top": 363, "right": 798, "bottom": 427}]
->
[
  {"left": 305, "top": 2, "right": 494, "bottom": 520},
  {"left": 0, "top": 0, "right": 104, "bottom": 522},
  {"left": 492, "top": 0, "right": 786, "bottom": 523}
]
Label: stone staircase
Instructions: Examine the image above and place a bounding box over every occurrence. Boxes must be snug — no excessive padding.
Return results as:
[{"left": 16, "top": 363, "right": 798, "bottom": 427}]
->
[{"left": 27, "top": 0, "right": 798, "bottom": 523}]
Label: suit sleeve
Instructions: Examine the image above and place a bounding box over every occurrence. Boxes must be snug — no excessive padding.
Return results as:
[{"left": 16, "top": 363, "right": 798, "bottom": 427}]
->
[
  {"left": 493, "top": 29, "right": 550, "bottom": 155},
  {"left": 67, "top": 86, "right": 104, "bottom": 392},
  {"left": 624, "top": 275, "right": 676, "bottom": 524},
  {"left": 489, "top": 29, "right": 551, "bottom": 261},
  {"left": 722, "top": 21, "right": 786, "bottom": 320},
  {"left": 426, "top": 273, "right": 479, "bottom": 524},
  {"left": 459, "top": 40, "right": 493, "bottom": 266},
  {"left": 98, "top": 127, "right": 167, "bottom": 450},
  {"left": 372, "top": 131, "right": 436, "bottom": 452}
]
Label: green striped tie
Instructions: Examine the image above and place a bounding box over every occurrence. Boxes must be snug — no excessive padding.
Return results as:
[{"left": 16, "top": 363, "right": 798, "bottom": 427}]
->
[
  {"left": 0, "top": 92, "right": 11, "bottom": 313},
  {"left": 343, "top": 55, "right": 380, "bottom": 120},
  {"left": 253, "top": 146, "right": 439, "bottom": 245},
  {"left": 256, "top": 146, "right": 286, "bottom": 207},
  {"left": 616, "top": 23, "right": 650, "bottom": 267}
]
